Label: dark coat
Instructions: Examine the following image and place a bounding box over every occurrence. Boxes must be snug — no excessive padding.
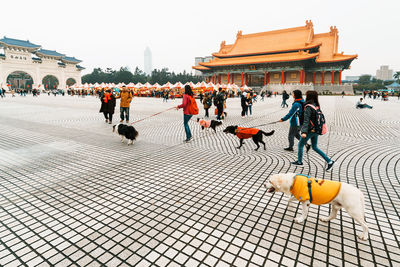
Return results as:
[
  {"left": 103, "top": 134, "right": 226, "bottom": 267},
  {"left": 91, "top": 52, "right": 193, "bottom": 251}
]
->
[{"left": 99, "top": 93, "right": 116, "bottom": 114}]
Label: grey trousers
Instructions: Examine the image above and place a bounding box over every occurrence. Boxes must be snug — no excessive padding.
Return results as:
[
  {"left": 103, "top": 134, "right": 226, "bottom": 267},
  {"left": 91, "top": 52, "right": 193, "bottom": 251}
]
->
[{"left": 288, "top": 125, "right": 301, "bottom": 148}]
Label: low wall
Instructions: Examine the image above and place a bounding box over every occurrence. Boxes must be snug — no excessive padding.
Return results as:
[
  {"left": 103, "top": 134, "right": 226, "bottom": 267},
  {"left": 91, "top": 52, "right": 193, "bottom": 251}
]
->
[{"left": 258, "top": 83, "right": 354, "bottom": 95}]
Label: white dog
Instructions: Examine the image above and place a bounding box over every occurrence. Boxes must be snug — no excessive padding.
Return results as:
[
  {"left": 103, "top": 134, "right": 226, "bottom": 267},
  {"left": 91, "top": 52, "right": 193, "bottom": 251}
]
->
[{"left": 264, "top": 173, "right": 369, "bottom": 240}]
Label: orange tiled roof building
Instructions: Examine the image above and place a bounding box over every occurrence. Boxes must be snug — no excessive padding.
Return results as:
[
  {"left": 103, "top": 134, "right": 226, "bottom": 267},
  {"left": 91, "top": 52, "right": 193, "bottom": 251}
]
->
[{"left": 193, "top": 21, "right": 357, "bottom": 88}]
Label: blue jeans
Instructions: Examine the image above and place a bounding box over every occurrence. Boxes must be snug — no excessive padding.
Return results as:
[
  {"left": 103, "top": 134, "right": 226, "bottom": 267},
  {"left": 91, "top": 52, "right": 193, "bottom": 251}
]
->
[
  {"left": 246, "top": 105, "right": 252, "bottom": 116},
  {"left": 183, "top": 114, "right": 193, "bottom": 140},
  {"left": 298, "top": 132, "right": 331, "bottom": 164},
  {"left": 120, "top": 107, "right": 130, "bottom": 121}
]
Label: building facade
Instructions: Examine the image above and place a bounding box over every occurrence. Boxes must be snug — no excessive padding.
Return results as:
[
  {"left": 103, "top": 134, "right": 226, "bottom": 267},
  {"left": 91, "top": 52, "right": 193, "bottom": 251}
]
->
[
  {"left": 144, "top": 47, "right": 153, "bottom": 75},
  {"left": 193, "top": 21, "right": 357, "bottom": 93},
  {"left": 194, "top": 56, "right": 213, "bottom": 76},
  {"left": 376, "top": 65, "right": 393, "bottom": 81},
  {"left": 0, "top": 37, "right": 83, "bottom": 90}
]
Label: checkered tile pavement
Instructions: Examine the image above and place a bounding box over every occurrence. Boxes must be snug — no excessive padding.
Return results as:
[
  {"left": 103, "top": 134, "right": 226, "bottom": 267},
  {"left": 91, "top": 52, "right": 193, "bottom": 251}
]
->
[{"left": 0, "top": 94, "right": 399, "bottom": 266}]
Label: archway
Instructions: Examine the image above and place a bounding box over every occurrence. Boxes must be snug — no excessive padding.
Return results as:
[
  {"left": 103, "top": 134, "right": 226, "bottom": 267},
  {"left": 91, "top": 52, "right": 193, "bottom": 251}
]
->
[
  {"left": 66, "top": 78, "right": 77, "bottom": 86},
  {"left": 6, "top": 71, "right": 34, "bottom": 90},
  {"left": 42, "top": 75, "right": 59, "bottom": 90}
]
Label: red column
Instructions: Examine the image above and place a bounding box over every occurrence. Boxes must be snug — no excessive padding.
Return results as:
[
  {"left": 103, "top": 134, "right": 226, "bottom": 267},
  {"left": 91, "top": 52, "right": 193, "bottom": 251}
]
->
[
  {"left": 322, "top": 71, "right": 325, "bottom": 85},
  {"left": 245, "top": 74, "right": 248, "bottom": 85},
  {"left": 202, "top": 76, "right": 204, "bottom": 82},
  {"left": 331, "top": 71, "right": 335, "bottom": 84},
  {"left": 339, "top": 70, "right": 342, "bottom": 85},
  {"left": 312, "top": 72, "right": 315, "bottom": 84},
  {"left": 232, "top": 73, "right": 234, "bottom": 84},
  {"left": 300, "top": 70, "right": 304, "bottom": 84},
  {"left": 281, "top": 70, "right": 284, "bottom": 84},
  {"left": 227, "top": 73, "right": 230, "bottom": 84},
  {"left": 264, "top": 71, "right": 267, "bottom": 86},
  {"left": 267, "top": 72, "right": 270, "bottom": 84},
  {"left": 218, "top": 74, "right": 221, "bottom": 84},
  {"left": 214, "top": 73, "right": 216, "bottom": 84},
  {"left": 241, "top": 72, "right": 244, "bottom": 86}
]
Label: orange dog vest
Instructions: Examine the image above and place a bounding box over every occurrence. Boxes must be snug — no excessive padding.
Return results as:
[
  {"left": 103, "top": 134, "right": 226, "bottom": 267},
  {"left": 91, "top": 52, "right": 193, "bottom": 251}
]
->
[
  {"left": 235, "top": 127, "right": 260, "bottom": 139},
  {"left": 290, "top": 174, "right": 341, "bottom": 205}
]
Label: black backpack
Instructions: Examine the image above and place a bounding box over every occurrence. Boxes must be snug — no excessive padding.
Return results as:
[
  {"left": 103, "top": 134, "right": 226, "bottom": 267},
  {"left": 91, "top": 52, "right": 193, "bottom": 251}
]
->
[
  {"left": 305, "top": 104, "right": 327, "bottom": 135},
  {"left": 206, "top": 98, "right": 212, "bottom": 107}
]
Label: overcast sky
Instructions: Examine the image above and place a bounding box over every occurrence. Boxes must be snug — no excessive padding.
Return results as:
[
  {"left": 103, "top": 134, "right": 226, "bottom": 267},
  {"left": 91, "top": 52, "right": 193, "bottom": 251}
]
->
[{"left": 1, "top": 0, "right": 399, "bottom": 77}]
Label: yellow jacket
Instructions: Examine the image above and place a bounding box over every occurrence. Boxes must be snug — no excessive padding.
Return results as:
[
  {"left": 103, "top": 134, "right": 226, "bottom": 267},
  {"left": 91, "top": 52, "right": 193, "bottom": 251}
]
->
[
  {"left": 290, "top": 174, "right": 341, "bottom": 205},
  {"left": 116, "top": 91, "right": 133, "bottom": 108}
]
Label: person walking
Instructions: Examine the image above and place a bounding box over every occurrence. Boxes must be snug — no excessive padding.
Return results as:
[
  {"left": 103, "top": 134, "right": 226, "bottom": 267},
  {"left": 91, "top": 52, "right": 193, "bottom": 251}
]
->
[
  {"left": 116, "top": 86, "right": 133, "bottom": 123},
  {"left": 246, "top": 93, "right": 253, "bottom": 116},
  {"left": 291, "top": 90, "right": 335, "bottom": 171},
  {"left": 215, "top": 87, "right": 225, "bottom": 120},
  {"left": 241, "top": 91, "right": 248, "bottom": 118},
  {"left": 202, "top": 92, "right": 211, "bottom": 118},
  {"left": 99, "top": 88, "right": 116, "bottom": 124},
  {"left": 281, "top": 90, "right": 289, "bottom": 108},
  {"left": 341, "top": 91, "right": 345, "bottom": 98},
  {"left": 279, "top": 90, "right": 310, "bottom": 152},
  {"left": 177, "top": 85, "right": 197, "bottom": 142}
]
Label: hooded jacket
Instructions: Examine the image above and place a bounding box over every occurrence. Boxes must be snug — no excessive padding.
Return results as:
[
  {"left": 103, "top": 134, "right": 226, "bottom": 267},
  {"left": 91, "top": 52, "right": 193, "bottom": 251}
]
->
[{"left": 281, "top": 99, "right": 304, "bottom": 126}]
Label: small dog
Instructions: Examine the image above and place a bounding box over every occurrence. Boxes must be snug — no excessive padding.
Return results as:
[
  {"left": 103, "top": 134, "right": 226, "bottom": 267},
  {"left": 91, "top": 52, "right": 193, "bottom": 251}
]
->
[
  {"left": 197, "top": 118, "right": 223, "bottom": 133},
  {"left": 113, "top": 123, "right": 138, "bottom": 145},
  {"left": 223, "top": 125, "right": 274, "bottom": 150},
  {"left": 264, "top": 173, "right": 369, "bottom": 240}
]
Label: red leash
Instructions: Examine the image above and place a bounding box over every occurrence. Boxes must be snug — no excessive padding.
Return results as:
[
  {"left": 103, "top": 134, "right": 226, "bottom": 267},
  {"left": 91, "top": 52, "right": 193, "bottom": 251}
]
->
[{"left": 130, "top": 107, "right": 175, "bottom": 125}]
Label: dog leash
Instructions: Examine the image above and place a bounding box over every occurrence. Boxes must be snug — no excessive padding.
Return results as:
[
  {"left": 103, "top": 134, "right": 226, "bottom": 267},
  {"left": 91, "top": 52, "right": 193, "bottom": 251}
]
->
[{"left": 130, "top": 107, "right": 175, "bottom": 125}]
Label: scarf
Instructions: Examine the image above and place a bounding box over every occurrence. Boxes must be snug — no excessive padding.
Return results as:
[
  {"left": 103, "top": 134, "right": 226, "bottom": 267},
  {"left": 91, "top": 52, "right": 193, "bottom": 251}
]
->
[{"left": 104, "top": 93, "right": 111, "bottom": 103}]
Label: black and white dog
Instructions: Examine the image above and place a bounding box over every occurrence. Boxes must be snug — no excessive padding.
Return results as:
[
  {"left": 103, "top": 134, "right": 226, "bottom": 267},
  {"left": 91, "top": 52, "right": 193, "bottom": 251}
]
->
[{"left": 113, "top": 123, "right": 139, "bottom": 145}]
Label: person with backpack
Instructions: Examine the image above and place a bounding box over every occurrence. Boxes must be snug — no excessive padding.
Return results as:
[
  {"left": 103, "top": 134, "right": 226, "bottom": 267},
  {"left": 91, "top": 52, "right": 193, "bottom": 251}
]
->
[
  {"left": 202, "top": 92, "right": 212, "bottom": 118},
  {"left": 281, "top": 90, "right": 289, "bottom": 108},
  {"left": 279, "top": 90, "right": 310, "bottom": 152},
  {"left": 177, "top": 85, "right": 198, "bottom": 142},
  {"left": 292, "top": 90, "right": 334, "bottom": 171},
  {"left": 215, "top": 87, "right": 225, "bottom": 120}
]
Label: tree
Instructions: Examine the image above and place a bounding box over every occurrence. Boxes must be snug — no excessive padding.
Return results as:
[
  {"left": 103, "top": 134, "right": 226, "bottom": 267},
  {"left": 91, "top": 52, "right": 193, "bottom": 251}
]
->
[
  {"left": 358, "top": 75, "right": 371, "bottom": 84},
  {"left": 82, "top": 66, "right": 201, "bottom": 85},
  {"left": 42, "top": 75, "right": 59, "bottom": 89},
  {"left": 394, "top": 71, "right": 400, "bottom": 82}
]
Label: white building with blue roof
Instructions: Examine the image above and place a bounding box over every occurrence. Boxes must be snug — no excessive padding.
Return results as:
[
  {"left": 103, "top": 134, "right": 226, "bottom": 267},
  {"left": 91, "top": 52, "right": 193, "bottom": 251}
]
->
[{"left": 0, "top": 37, "right": 83, "bottom": 89}]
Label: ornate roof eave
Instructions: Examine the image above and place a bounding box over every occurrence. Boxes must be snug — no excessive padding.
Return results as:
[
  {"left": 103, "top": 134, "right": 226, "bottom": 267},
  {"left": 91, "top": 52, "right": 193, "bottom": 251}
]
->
[
  {"left": 0, "top": 43, "right": 41, "bottom": 52},
  {"left": 212, "top": 43, "right": 321, "bottom": 58},
  {"left": 36, "top": 50, "right": 65, "bottom": 59},
  {"left": 199, "top": 53, "right": 319, "bottom": 68},
  {"left": 316, "top": 54, "right": 358, "bottom": 63},
  {"left": 61, "top": 57, "right": 82, "bottom": 64}
]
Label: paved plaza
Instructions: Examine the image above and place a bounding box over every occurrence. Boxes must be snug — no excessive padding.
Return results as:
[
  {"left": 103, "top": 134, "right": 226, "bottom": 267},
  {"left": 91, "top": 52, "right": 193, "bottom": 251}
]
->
[{"left": 0, "top": 94, "right": 399, "bottom": 267}]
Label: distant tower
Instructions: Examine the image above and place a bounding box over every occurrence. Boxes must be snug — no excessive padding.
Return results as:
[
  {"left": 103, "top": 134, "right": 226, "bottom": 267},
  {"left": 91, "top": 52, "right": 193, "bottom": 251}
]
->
[{"left": 144, "top": 47, "right": 153, "bottom": 75}]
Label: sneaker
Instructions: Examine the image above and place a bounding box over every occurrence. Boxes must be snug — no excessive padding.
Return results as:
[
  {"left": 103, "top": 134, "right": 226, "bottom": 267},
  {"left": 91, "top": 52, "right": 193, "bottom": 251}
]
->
[
  {"left": 284, "top": 147, "right": 294, "bottom": 151},
  {"left": 105, "top": 119, "right": 108, "bottom": 123},
  {"left": 326, "top": 161, "right": 335, "bottom": 171},
  {"left": 109, "top": 121, "right": 112, "bottom": 124},
  {"left": 120, "top": 119, "right": 123, "bottom": 122},
  {"left": 306, "top": 144, "right": 311, "bottom": 153},
  {"left": 185, "top": 137, "right": 193, "bottom": 143},
  {"left": 291, "top": 161, "right": 303, "bottom": 166}
]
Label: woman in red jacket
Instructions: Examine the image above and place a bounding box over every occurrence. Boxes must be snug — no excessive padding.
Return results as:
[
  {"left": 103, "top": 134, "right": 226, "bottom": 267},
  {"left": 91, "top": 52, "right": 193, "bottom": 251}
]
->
[{"left": 177, "top": 85, "right": 195, "bottom": 142}]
